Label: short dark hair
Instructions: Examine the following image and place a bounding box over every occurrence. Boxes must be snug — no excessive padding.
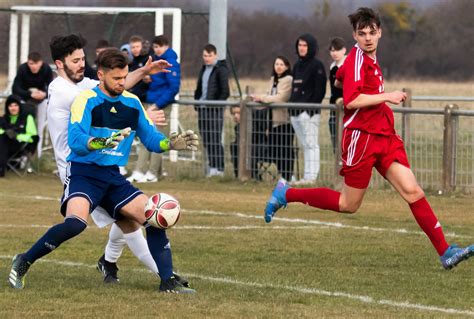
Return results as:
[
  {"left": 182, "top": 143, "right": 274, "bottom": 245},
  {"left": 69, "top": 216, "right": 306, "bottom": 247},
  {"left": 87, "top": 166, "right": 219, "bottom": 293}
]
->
[
  {"left": 129, "top": 35, "right": 144, "bottom": 44},
  {"left": 152, "top": 35, "right": 169, "bottom": 46},
  {"left": 96, "top": 39, "right": 110, "bottom": 49},
  {"left": 50, "top": 34, "right": 87, "bottom": 62},
  {"left": 203, "top": 44, "right": 217, "bottom": 54},
  {"left": 97, "top": 48, "right": 128, "bottom": 70},
  {"left": 329, "top": 37, "right": 346, "bottom": 51},
  {"left": 27, "top": 51, "right": 42, "bottom": 62},
  {"left": 348, "top": 7, "right": 381, "bottom": 31}
]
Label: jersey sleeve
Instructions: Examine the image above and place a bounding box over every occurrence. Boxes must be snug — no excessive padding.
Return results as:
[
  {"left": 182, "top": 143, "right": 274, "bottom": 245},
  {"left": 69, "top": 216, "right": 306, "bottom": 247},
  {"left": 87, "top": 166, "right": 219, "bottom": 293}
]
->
[
  {"left": 339, "top": 50, "right": 365, "bottom": 106},
  {"left": 134, "top": 99, "right": 169, "bottom": 153},
  {"left": 68, "top": 91, "right": 95, "bottom": 156}
]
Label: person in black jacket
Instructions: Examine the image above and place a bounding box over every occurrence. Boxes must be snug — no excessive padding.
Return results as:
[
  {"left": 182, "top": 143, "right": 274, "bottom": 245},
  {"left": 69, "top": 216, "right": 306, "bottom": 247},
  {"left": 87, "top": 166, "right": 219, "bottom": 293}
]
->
[
  {"left": 328, "top": 37, "right": 347, "bottom": 153},
  {"left": 194, "top": 44, "right": 230, "bottom": 177},
  {"left": 0, "top": 95, "right": 39, "bottom": 177},
  {"left": 128, "top": 35, "right": 151, "bottom": 103},
  {"left": 12, "top": 51, "right": 53, "bottom": 158},
  {"left": 289, "top": 33, "right": 327, "bottom": 184}
]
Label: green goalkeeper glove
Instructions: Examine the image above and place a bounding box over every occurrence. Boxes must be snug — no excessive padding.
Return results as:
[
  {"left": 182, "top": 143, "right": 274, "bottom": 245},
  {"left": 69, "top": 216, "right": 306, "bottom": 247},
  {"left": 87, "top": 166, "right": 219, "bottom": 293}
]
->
[
  {"left": 162, "top": 130, "right": 199, "bottom": 151},
  {"left": 88, "top": 127, "right": 131, "bottom": 150}
]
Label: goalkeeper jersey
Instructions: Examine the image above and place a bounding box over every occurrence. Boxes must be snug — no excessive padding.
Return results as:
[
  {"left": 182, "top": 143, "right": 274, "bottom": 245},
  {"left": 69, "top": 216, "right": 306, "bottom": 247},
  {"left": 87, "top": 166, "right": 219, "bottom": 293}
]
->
[{"left": 67, "top": 86, "right": 168, "bottom": 166}]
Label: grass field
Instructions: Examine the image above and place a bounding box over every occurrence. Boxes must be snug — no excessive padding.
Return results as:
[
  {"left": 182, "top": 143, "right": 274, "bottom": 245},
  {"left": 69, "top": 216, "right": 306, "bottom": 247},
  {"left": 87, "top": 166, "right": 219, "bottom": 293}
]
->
[{"left": 1, "top": 175, "right": 473, "bottom": 318}]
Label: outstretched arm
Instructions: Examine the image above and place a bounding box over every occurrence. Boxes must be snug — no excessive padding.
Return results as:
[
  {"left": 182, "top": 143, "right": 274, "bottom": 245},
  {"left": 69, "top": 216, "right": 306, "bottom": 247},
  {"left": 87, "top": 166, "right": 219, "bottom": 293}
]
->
[{"left": 125, "top": 57, "right": 172, "bottom": 90}]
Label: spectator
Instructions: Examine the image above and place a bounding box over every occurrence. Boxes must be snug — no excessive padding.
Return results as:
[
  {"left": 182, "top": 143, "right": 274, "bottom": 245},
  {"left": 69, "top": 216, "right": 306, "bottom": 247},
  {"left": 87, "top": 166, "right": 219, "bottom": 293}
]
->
[
  {"left": 128, "top": 35, "right": 151, "bottom": 103},
  {"left": 194, "top": 44, "right": 230, "bottom": 177},
  {"left": 328, "top": 37, "right": 347, "bottom": 153},
  {"left": 84, "top": 39, "right": 111, "bottom": 80},
  {"left": 120, "top": 43, "right": 133, "bottom": 63},
  {"left": 251, "top": 56, "right": 294, "bottom": 181},
  {"left": 128, "top": 35, "right": 181, "bottom": 183},
  {"left": 289, "top": 34, "right": 327, "bottom": 184},
  {"left": 230, "top": 106, "right": 240, "bottom": 178},
  {"left": 0, "top": 95, "right": 39, "bottom": 177},
  {"left": 12, "top": 51, "right": 53, "bottom": 158},
  {"left": 249, "top": 94, "right": 271, "bottom": 180}
]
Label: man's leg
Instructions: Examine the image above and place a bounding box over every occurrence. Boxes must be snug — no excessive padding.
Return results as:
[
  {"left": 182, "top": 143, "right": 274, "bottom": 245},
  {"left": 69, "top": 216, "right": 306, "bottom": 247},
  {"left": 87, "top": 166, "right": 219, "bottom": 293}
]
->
[
  {"left": 128, "top": 143, "right": 149, "bottom": 182},
  {"left": 306, "top": 114, "right": 321, "bottom": 181},
  {"left": 108, "top": 221, "right": 158, "bottom": 274},
  {"left": 386, "top": 162, "right": 449, "bottom": 255},
  {"left": 209, "top": 107, "right": 225, "bottom": 173},
  {"left": 119, "top": 194, "right": 195, "bottom": 293},
  {"left": 264, "top": 178, "right": 367, "bottom": 223},
  {"left": 197, "top": 108, "right": 211, "bottom": 174},
  {"left": 36, "top": 99, "right": 48, "bottom": 158},
  {"left": 386, "top": 161, "right": 473, "bottom": 268},
  {"left": 8, "top": 197, "right": 89, "bottom": 289}
]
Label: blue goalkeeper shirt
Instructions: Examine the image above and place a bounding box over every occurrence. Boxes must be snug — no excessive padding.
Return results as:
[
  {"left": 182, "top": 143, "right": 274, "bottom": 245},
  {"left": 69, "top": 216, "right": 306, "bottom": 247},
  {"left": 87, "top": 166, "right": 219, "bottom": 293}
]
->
[{"left": 67, "top": 86, "right": 169, "bottom": 166}]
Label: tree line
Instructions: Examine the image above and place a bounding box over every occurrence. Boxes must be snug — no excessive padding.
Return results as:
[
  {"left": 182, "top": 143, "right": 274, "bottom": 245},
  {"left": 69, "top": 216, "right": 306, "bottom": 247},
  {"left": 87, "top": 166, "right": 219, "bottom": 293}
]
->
[{"left": 0, "top": 0, "right": 472, "bottom": 81}]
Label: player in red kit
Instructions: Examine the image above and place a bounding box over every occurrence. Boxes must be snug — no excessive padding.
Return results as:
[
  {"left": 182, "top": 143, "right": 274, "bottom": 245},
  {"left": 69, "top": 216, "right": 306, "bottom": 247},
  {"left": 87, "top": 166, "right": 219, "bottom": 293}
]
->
[{"left": 264, "top": 7, "right": 473, "bottom": 270}]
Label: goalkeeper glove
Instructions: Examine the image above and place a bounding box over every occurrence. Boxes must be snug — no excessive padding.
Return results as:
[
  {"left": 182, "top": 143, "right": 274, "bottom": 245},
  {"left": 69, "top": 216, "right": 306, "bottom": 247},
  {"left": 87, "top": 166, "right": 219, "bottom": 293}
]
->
[
  {"left": 164, "top": 130, "right": 199, "bottom": 151},
  {"left": 88, "top": 127, "right": 131, "bottom": 150}
]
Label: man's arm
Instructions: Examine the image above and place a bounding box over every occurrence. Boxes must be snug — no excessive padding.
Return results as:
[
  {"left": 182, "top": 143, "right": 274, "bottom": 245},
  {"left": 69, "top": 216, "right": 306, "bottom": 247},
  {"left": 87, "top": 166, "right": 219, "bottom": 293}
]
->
[
  {"left": 346, "top": 91, "right": 407, "bottom": 110},
  {"left": 313, "top": 61, "right": 327, "bottom": 103},
  {"left": 218, "top": 64, "right": 230, "bottom": 100},
  {"left": 125, "top": 57, "right": 172, "bottom": 90},
  {"left": 152, "top": 60, "right": 181, "bottom": 108},
  {"left": 12, "top": 68, "right": 31, "bottom": 100}
]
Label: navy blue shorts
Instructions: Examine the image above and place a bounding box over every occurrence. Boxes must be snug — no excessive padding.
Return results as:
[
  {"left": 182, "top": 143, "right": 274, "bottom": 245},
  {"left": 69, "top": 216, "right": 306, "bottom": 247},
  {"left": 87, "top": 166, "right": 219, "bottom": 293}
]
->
[{"left": 61, "top": 162, "right": 143, "bottom": 219}]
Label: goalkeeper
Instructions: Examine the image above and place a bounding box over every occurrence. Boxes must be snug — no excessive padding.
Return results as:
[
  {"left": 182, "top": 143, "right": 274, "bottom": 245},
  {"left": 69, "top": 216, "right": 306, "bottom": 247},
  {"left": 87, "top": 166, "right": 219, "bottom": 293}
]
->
[{"left": 8, "top": 48, "right": 198, "bottom": 293}]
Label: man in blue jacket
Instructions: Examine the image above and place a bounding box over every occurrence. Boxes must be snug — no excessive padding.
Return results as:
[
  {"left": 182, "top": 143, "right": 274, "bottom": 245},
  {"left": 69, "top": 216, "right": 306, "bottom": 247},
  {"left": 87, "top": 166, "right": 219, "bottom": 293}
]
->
[{"left": 128, "top": 35, "right": 181, "bottom": 183}]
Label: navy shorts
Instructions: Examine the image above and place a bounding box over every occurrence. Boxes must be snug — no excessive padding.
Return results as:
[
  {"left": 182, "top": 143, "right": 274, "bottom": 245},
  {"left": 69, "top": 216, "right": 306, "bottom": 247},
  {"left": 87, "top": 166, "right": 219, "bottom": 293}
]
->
[{"left": 61, "top": 162, "right": 143, "bottom": 219}]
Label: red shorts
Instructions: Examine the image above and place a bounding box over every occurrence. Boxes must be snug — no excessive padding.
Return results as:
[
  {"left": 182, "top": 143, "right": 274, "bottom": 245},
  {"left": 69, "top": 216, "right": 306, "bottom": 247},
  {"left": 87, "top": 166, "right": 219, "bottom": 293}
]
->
[{"left": 340, "top": 128, "right": 410, "bottom": 189}]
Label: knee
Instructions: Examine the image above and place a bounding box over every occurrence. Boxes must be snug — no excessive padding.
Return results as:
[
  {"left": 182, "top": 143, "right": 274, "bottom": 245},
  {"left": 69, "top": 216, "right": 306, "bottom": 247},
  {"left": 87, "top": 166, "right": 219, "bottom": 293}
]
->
[
  {"left": 64, "top": 215, "right": 88, "bottom": 235},
  {"left": 404, "top": 185, "right": 425, "bottom": 203},
  {"left": 116, "top": 219, "right": 141, "bottom": 233},
  {"left": 339, "top": 201, "right": 361, "bottom": 214}
]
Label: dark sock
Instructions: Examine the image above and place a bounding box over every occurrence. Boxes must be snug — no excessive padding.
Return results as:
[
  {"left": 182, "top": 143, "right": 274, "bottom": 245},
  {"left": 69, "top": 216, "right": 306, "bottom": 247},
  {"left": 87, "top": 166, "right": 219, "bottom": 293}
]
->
[
  {"left": 145, "top": 225, "right": 173, "bottom": 281},
  {"left": 23, "top": 216, "right": 87, "bottom": 263}
]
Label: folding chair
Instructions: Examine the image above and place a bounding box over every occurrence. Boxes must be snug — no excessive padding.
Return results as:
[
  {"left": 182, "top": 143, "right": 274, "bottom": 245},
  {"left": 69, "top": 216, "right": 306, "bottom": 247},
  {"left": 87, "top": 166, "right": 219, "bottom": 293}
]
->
[{"left": 6, "top": 143, "right": 32, "bottom": 177}]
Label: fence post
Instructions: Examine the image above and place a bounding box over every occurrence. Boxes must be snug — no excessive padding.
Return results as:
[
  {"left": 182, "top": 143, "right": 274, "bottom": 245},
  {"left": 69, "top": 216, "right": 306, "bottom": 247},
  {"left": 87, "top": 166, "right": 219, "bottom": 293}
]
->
[
  {"left": 402, "top": 88, "right": 412, "bottom": 144},
  {"left": 442, "top": 104, "right": 458, "bottom": 192},
  {"left": 238, "top": 87, "right": 251, "bottom": 181},
  {"left": 334, "top": 98, "right": 344, "bottom": 186}
]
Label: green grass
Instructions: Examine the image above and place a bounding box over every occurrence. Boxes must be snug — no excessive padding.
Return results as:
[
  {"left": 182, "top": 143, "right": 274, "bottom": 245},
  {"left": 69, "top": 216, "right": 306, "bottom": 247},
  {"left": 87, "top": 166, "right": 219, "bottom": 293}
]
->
[{"left": 1, "top": 175, "right": 473, "bottom": 318}]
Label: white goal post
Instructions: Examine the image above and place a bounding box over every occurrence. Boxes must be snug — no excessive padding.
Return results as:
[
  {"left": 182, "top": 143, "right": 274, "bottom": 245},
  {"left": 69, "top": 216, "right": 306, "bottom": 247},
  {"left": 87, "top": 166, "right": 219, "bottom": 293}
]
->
[{"left": 8, "top": 5, "right": 183, "bottom": 161}]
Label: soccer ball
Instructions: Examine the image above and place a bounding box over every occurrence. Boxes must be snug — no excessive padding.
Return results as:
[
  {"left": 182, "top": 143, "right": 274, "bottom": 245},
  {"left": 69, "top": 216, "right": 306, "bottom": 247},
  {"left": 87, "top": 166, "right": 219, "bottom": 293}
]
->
[{"left": 144, "top": 193, "right": 181, "bottom": 229}]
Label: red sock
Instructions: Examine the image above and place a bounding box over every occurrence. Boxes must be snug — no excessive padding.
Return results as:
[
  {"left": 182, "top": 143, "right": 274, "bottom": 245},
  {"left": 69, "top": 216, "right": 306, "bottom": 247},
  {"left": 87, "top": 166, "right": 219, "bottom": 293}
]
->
[
  {"left": 286, "top": 188, "right": 340, "bottom": 212},
  {"left": 409, "top": 197, "right": 449, "bottom": 256}
]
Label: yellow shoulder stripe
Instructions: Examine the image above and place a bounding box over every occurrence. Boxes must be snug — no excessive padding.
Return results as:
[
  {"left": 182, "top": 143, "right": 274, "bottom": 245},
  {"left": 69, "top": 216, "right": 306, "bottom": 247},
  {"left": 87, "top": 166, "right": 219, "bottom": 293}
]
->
[
  {"left": 122, "top": 90, "right": 153, "bottom": 125},
  {"left": 70, "top": 90, "right": 97, "bottom": 124}
]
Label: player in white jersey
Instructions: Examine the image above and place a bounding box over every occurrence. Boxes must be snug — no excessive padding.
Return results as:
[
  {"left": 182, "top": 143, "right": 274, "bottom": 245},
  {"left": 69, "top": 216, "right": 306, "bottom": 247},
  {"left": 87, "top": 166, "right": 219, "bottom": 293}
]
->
[{"left": 47, "top": 34, "right": 189, "bottom": 286}]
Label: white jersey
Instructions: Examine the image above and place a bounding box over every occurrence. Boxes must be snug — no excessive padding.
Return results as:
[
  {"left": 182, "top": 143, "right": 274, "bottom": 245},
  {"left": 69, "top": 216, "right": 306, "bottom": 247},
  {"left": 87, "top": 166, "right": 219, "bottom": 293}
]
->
[
  {"left": 47, "top": 76, "right": 115, "bottom": 228},
  {"left": 47, "top": 76, "right": 99, "bottom": 182}
]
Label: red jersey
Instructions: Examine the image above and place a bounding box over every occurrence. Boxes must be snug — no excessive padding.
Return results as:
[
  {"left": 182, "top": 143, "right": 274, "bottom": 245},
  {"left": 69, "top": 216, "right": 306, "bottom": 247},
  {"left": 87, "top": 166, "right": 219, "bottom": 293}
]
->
[{"left": 336, "top": 45, "right": 395, "bottom": 135}]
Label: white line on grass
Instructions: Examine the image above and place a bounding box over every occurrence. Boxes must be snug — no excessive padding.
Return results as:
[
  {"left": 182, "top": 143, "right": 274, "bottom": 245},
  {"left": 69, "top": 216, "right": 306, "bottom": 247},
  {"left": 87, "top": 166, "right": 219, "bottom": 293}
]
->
[
  {"left": 0, "top": 255, "right": 472, "bottom": 317},
  {"left": 0, "top": 224, "right": 329, "bottom": 230},
  {"left": 1, "top": 193, "right": 472, "bottom": 239},
  {"left": 183, "top": 209, "right": 473, "bottom": 239}
]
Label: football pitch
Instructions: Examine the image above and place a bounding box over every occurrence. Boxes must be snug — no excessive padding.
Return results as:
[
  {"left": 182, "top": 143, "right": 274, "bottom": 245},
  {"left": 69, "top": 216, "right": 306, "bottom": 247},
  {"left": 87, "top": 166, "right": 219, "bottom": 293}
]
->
[{"left": 1, "top": 175, "right": 473, "bottom": 318}]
